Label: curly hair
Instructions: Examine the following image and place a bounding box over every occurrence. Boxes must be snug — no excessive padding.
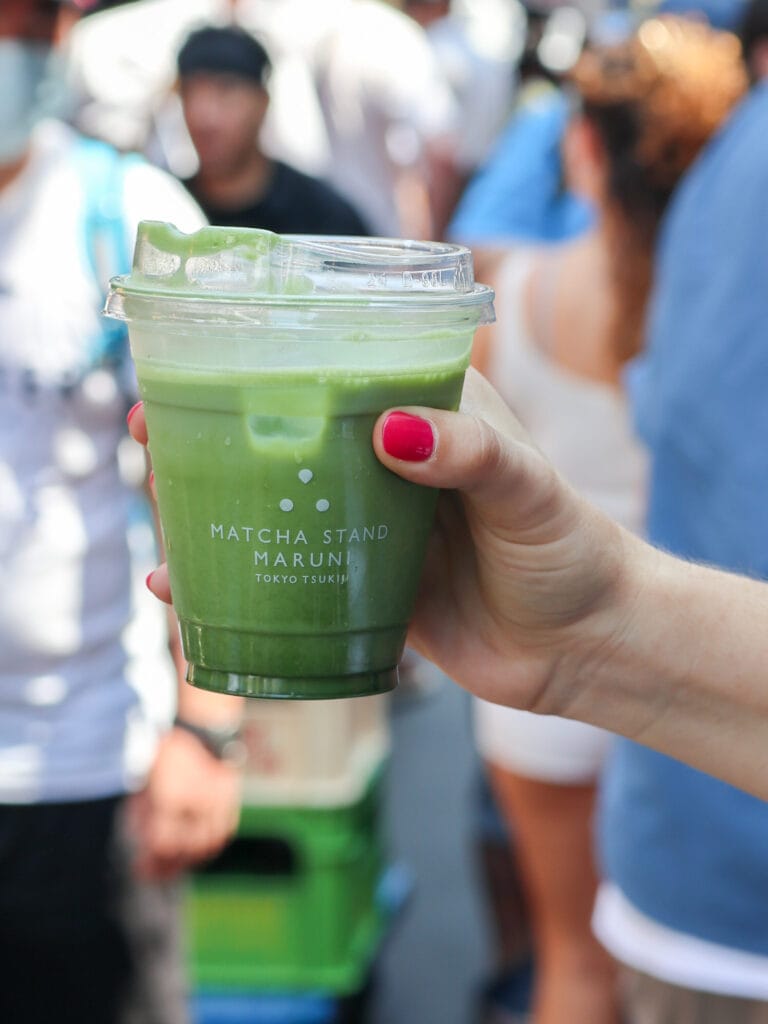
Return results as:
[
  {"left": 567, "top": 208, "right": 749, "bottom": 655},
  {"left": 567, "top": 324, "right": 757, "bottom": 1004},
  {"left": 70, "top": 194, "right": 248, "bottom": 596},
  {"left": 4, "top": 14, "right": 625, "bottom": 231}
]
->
[{"left": 568, "top": 16, "right": 748, "bottom": 362}]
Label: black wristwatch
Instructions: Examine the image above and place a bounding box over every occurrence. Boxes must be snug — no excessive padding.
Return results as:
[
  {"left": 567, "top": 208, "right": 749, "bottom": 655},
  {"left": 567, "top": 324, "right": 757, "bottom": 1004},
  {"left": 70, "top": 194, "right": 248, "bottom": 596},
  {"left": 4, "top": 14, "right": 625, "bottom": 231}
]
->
[{"left": 173, "top": 716, "right": 246, "bottom": 765}]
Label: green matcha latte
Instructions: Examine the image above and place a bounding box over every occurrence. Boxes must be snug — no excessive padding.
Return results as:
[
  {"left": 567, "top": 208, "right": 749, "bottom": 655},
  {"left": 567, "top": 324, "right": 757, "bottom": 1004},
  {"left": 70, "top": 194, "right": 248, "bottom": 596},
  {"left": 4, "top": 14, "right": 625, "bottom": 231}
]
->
[{"left": 107, "top": 223, "right": 494, "bottom": 699}]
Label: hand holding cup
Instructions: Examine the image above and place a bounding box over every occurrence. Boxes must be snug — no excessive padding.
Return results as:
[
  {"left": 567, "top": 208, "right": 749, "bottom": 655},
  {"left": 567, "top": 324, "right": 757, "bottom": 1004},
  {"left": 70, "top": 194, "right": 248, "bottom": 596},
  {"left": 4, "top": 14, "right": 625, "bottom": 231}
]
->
[{"left": 129, "top": 369, "right": 633, "bottom": 716}]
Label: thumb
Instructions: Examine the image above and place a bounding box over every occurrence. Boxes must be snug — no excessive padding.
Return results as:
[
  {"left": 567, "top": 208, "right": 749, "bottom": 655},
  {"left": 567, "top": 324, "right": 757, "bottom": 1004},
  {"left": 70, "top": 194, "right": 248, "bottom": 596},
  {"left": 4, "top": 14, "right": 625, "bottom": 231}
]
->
[{"left": 373, "top": 368, "right": 569, "bottom": 542}]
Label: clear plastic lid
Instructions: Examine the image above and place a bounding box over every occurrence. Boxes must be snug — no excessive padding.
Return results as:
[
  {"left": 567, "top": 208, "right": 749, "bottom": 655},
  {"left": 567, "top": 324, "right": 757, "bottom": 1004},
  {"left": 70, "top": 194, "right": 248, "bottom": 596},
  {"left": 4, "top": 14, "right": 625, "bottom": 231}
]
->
[{"left": 105, "top": 222, "right": 495, "bottom": 324}]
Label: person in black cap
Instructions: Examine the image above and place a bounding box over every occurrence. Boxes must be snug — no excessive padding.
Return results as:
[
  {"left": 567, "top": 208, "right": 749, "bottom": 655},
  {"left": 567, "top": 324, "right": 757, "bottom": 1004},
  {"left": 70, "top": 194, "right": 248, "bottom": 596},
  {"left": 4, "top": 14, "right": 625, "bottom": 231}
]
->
[{"left": 177, "top": 24, "right": 371, "bottom": 236}]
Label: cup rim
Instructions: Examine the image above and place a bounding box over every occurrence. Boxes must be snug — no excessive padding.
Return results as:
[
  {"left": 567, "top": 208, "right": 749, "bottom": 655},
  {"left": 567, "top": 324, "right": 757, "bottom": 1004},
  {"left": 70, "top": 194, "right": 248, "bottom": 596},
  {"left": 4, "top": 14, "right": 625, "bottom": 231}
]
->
[
  {"left": 106, "top": 223, "right": 495, "bottom": 318},
  {"left": 105, "top": 276, "right": 495, "bottom": 305}
]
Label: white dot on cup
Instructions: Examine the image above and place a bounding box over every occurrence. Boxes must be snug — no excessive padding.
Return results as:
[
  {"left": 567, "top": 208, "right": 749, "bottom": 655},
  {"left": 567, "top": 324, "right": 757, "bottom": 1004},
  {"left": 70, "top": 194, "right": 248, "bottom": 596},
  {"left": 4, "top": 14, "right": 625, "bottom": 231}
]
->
[
  {"left": 279, "top": 499, "right": 294, "bottom": 512},
  {"left": 298, "top": 469, "right": 314, "bottom": 484},
  {"left": 316, "top": 499, "right": 330, "bottom": 512}
]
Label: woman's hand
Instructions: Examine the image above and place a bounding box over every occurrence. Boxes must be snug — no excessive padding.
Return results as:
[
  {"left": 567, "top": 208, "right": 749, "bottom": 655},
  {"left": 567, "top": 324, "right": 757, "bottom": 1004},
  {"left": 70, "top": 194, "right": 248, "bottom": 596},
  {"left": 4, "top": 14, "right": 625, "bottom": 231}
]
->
[
  {"left": 128, "top": 370, "right": 638, "bottom": 718},
  {"left": 372, "top": 368, "right": 639, "bottom": 714},
  {"left": 128, "top": 374, "right": 768, "bottom": 797}
]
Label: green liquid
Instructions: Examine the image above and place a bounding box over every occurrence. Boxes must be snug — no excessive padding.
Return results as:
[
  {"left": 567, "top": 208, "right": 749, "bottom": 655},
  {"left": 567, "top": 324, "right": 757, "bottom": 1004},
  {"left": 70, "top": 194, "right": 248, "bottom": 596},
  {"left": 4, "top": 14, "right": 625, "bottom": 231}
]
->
[{"left": 139, "top": 358, "right": 467, "bottom": 698}]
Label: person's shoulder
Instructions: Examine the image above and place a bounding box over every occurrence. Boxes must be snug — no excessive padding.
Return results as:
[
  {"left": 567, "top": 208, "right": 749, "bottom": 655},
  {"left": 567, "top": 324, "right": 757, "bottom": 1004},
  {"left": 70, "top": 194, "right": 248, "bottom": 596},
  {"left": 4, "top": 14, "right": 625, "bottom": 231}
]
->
[
  {"left": 275, "top": 161, "right": 340, "bottom": 200},
  {"left": 722, "top": 80, "right": 768, "bottom": 141},
  {"left": 678, "top": 84, "right": 768, "bottom": 194},
  {"left": 659, "top": 84, "right": 768, "bottom": 256},
  {"left": 718, "top": 83, "right": 768, "bottom": 181},
  {"left": 470, "top": 86, "right": 567, "bottom": 178},
  {"left": 121, "top": 159, "right": 206, "bottom": 234},
  {"left": 64, "top": 130, "right": 198, "bottom": 214},
  {"left": 273, "top": 162, "right": 369, "bottom": 232},
  {"left": 32, "top": 118, "right": 82, "bottom": 161},
  {"left": 41, "top": 123, "right": 136, "bottom": 191},
  {"left": 121, "top": 156, "right": 187, "bottom": 198}
]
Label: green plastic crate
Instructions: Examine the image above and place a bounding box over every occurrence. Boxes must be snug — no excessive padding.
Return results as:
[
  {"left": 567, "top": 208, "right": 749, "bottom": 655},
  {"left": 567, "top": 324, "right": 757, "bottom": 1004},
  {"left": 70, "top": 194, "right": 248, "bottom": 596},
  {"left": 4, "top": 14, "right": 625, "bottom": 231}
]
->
[{"left": 184, "top": 767, "right": 387, "bottom": 994}]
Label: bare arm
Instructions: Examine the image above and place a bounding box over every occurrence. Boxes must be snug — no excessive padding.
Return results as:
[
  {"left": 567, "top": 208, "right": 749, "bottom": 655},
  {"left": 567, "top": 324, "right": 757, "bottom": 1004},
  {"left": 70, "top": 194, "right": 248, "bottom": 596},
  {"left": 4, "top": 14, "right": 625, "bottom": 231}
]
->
[
  {"left": 130, "top": 374, "right": 768, "bottom": 801},
  {"left": 371, "top": 371, "right": 768, "bottom": 799},
  {"left": 561, "top": 544, "right": 768, "bottom": 795},
  {"left": 128, "top": 450, "right": 243, "bottom": 880}
]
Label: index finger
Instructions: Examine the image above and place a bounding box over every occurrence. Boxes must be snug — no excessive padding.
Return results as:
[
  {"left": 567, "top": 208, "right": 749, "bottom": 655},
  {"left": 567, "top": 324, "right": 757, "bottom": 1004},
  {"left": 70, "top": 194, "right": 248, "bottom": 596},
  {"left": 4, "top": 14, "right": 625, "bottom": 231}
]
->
[{"left": 126, "top": 401, "right": 148, "bottom": 446}]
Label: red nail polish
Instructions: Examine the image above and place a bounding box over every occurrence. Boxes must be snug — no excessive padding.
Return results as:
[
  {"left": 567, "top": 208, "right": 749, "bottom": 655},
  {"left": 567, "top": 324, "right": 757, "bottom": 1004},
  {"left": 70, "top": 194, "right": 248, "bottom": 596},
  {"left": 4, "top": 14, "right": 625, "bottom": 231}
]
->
[
  {"left": 381, "top": 411, "right": 434, "bottom": 462},
  {"left": 145, "top": 571, "right": 154, "bottom": 591},
  {"left": 148, "top": 469, "right": 155, "bottom": 487},
  {"left": 127, "top": 401, "right": 142, "bottom": 426}
]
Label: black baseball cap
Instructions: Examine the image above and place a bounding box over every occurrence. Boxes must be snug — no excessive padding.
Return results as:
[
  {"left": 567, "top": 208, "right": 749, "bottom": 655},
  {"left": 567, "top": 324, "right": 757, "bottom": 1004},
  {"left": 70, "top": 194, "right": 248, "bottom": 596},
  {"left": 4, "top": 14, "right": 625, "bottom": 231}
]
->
[{"left": 177, "top": 25, "right": 271, "bottom": 87}]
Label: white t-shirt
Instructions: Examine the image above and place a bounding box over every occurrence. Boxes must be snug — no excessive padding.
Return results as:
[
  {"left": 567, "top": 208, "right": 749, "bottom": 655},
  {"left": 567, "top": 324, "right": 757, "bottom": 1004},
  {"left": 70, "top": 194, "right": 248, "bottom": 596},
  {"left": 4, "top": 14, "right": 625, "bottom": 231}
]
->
[
  {"left": 593, "top": 883, "right": 768, "bottom": 999},
  {"left": 0, "top": 120, "right": 205, "bottom": 803},
  {"left": 473, "top": 251, "right": 648, "bottom": 782}
]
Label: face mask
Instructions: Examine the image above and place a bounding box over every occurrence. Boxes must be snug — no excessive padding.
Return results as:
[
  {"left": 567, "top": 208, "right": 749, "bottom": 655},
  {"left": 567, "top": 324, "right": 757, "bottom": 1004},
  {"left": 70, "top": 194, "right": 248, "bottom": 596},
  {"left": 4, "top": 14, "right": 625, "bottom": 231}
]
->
[{"left": 0, "top": 40, "right": 58, "bottom": 165}]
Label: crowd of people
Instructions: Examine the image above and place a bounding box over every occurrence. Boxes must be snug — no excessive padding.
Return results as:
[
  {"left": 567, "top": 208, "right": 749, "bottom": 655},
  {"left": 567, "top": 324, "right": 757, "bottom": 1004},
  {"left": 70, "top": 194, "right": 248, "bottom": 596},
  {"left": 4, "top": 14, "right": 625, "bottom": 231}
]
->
[{"left": 2, "top": 0, "right": 768, "bottom": 1023}]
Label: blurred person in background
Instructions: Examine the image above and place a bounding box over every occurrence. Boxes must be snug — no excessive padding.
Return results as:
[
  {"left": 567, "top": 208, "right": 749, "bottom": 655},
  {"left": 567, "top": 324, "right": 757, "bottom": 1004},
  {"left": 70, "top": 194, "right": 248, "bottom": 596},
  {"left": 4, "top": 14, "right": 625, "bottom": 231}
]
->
[
  {"left": 446, "top": 0, "right": 753, "bottom": 453},
  {"left": 67, "top": 0, "right": 347, "bottom": 179},
  {"left": 67, "top": 0, "right": 459, "bottom": 239},
  {"left": 177, "top": 24, "right": 370, "bottom": 234},
  {"left": 446, "top": 2, "right": 598, "bottom": 255},
  {"left": 402, "top": 0, "right": 524, "bottom": 237},
  {"left": 447, "top": 0, "right": 746, "bottom": 260},
  {"left": 472, "top": 16, "right": 747, "bottom": 1024},
  {"left": 306, "top": 0, "right": 459, "bottom": 238},
  {"left": 66, "top": 0, "right": 229, "bottom": 165},
  {"left": 0, "top": 1, "right": 243, "bottom": 1021},
  {"left": 593, "top": 2, "right": 768, "bottom": 1020},
  {"left": 453, "top": 9, "right": 609, "bottom": 1020}
]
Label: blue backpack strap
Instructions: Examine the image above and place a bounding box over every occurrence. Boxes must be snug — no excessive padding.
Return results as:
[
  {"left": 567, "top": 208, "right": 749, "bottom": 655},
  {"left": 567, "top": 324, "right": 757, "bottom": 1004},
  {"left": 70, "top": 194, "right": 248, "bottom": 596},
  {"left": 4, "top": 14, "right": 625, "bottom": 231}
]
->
[{"left": 74, "top": 135, "right": 143, "bottom": 369}]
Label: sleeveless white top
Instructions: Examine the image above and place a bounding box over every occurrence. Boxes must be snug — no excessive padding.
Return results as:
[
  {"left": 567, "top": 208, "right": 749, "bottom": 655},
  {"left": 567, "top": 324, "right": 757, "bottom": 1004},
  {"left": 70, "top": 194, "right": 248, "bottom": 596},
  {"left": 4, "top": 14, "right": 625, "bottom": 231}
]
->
[{"left": 474, "top": 250, "right": 648, "bottom": 782}]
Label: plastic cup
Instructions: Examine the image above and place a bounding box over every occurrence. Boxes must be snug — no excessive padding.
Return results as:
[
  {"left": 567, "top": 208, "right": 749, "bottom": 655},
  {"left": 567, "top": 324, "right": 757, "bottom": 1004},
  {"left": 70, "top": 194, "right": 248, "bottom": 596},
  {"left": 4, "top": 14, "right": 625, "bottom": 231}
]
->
[{"left": 106, "top": 223, "right": 494, "bottom": 699}]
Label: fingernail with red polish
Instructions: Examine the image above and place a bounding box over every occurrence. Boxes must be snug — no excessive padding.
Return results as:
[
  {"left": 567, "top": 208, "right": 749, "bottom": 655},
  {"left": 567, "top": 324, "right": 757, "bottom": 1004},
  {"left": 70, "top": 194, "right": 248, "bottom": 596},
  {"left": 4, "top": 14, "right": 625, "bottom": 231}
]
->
[
  {"left": 148, "top": 470, "right": 155, "bottom": 487},
  {"left": 145, "top": 571, "right": 154, "bottom": 591},
  {"left": 127, "top": 401, "right": 142, "bottom": 426},
  {"left": 381, "top": 411, "right": 434, "bottom": 462}
]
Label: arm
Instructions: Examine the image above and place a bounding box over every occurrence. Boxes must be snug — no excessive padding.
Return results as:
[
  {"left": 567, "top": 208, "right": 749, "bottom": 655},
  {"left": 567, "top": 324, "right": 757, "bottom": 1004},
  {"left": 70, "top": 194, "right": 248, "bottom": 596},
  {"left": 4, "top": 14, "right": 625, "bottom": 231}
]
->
[
  {"left": 371, "top": 371, "right": 768, "bottom": 799},
  {"left": 130, "top": 374, "right": 768, "bottom": 801},
  {"left": 128, "top": 459, "right": 244, "bottom": 881},
  {"left": 562, "top": 547, "right": 768, "bottom": 796}
]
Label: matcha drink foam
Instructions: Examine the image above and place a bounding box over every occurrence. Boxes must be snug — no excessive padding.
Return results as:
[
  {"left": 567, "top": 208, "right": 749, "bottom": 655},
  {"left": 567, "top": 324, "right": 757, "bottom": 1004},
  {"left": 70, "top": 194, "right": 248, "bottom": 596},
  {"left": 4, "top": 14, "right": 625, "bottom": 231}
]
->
[{"left": 106, "top": 223, "right": 494, "bottom": 699}]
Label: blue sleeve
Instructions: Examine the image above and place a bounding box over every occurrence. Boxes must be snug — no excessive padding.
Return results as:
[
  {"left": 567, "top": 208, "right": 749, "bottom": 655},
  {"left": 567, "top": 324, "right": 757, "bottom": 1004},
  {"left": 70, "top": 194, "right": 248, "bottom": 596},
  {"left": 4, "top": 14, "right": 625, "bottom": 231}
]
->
[{"left": 447, "top": 90, "right": 593, "bottom": 244}]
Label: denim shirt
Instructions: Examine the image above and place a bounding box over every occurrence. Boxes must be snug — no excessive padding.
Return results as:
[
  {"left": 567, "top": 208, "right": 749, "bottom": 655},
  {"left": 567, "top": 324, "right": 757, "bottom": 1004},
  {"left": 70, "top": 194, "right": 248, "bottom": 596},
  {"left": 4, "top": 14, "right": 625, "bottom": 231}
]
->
[{"left": 601, "top": 82, "right": 768, "bottom": 954}]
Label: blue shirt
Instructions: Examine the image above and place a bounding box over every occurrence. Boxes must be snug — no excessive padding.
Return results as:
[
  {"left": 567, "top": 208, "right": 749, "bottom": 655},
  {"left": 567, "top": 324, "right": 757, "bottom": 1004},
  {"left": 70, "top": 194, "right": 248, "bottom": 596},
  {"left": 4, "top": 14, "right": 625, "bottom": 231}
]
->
[
  {"left": 447, "top": 89, "right": 593, "bottom": 245},
  {"left": 600, "top": 82, "right": 768, "bottom": 955}
]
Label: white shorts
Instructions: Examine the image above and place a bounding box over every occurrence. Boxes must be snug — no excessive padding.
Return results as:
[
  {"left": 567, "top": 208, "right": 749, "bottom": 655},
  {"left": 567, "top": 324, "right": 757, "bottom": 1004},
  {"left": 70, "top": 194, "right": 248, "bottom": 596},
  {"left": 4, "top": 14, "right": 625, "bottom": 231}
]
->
[{"left": 473, "top": 698, "right": 613, "bottom": 784}]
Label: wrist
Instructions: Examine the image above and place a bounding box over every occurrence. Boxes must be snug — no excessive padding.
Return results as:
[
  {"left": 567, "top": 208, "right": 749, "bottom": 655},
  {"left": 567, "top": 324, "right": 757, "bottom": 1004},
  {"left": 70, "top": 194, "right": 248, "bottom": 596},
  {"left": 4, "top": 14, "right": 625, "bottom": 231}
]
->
[
  {"left": 558, "top": 532, "right": 676, "bottom": 735},
  {"left": 549, "top": 526, "right": 656, "bottom": 720},
  {"left": 172, "top": 715, "right": 246, "bottom": 765}
]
